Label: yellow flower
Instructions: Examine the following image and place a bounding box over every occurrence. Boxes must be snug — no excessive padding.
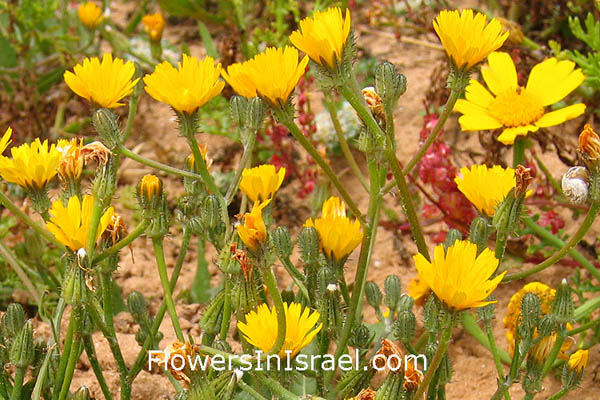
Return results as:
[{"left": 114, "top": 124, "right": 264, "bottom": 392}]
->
[
  {"left": 237, "top": 200, "right": 270, "bottom": 251},
  {"left": 239, "top": 164, "right": 285, "bottom": 203},
  {"left": 0, "top": 138, "right": 61, "bottom": 189},
  {"left": 221, "top": 46, "right": 308, "bottom": 106},
  {"left": 143, "top": 54, "right": 224, "bottom": 114},
  {"left": 568, "top": 349, "right": 589, "bottom": 373},
  {"left": 78, "top": 1, "right": 103, "bottom": 29},
  {"left": 433, "top": 9, "right": 508, "bottom": 70},
  {"left": 64, "top": 53, "right": 139, "bottom": 108},
  {"left": 407, "top": 277, "right": 431, "bottom": 307},
  {"left": 304, "top": 196, "right": 363, "bottom": 261},
  {"left": 455, "top": 164, "right": 516, "bottom": 216},
  {"left": 139, "top": 174, "right": 162, "bottom": 201},
  {"left": 413, "top": 240, "right": 504, "bottom": 310},
  {"left": 141, "top": 13, "right": 165, "bottom": 41},
  {"left": 237, "top": 302, "right": 322, "bottom": 357},
  {"left": 289, "top": 7, "right": 351, "bottom": 69},
  {"left": 56, "top": 138, "right": 85, "bottom": 181},
  {"left": 46, "top": 195, "right": 114, "bottom": 251},
  {"left": 0, "top": 127, "right": 12, "bottom": 155},
  {"left": 455, "top": 51, "right": 586, "bottom": 145}
]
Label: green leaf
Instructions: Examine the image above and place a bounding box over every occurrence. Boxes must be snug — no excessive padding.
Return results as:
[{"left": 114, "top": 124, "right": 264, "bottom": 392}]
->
[{"left": 0, "top": 35, "right": 17, "bottom": 68}]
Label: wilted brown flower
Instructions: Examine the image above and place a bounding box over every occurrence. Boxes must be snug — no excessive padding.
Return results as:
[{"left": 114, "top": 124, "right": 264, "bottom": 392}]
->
[
  {"left": 515, "top": 165, "right": 533, "bottom": 196},
  {"left": 362, "top": 86, "right": 385, "bottom": 124},
  {"left": 578, "top": 124, "right": 600, "bottom": 168},
  {"left": 151, "top": 341, "right": 200, "bottom": 386},
  {"left": 374, "top": 338, "right": 403, "bottom": 371},
  {"left": 57, "top": 138, "right": 85, "bottom": 181},
  {"left": 80, "top": 141, "right": 111, "bottom": 166}
]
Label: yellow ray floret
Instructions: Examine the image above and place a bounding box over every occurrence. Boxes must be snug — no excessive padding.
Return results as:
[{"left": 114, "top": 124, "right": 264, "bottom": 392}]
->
[
  {"left": 237, "top": 302, "right": 322, "bottom": 358},
  {"left": 433, "top": 9, "right": 508, "bottom": 70},
  {"left": 0, "top": 127, "right": 12, "bottom": 155},
  {"left": 237, "top": 199, "right": 270, "bottom": 251},
  {"left": 222, "top": 46, "right": 308, "bottom": 106},
  {"left": 413, "top": 240, "right": 504, "bottom": 310},
  {"left": 143, "top": 54, "right": 224, "bottom": 114},
  {"left": 239, "top": 164, "right": 285, "bottom": 203},
  {"left": 455, "top": 51, "right": 586, "bottom": 145},
  {"left": 289, "top": 7, "right": 352, "bottom": 69},
  {"left": 454, "top": 164, "right": 516, "bottom": 216},
  {"left": 64, "top": 53, "right": 139, "bottom": 108},
  {"left": 0, "top": 137, "right": 61, "bottom": 189},
  {"left": 568, "top": 349, "right": 589, "bottom": 373},
  {"left": 46, "top": 195, "right": 114, "bottom": 251}
]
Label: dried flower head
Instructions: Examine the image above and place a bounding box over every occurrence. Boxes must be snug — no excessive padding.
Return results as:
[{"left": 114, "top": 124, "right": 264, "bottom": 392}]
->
[
  {"left": 64, "top": 54, "right": 139, "bottom": 108},
  {"left": 56, "top": 138, "right": 85, "bottom": 181},
  {"left": 578, "top": 124, "right": 600, "bottom": 168},
  {"left": 515, "top": 165, "right": 533, "bottom": 196},
  {"left": 362, "top": 86, "right": 385, "bottom": 123},
  {"left": 455, "top": 52, "right": 586, "bottom": 145},
  {"left": 152, "top": 341, "right": 200, "bottom": 386},
  {"left": 433, "top": 9, "right": 507, "bottom": 70},
  {"left": 374, "top": 338, "right": 403, "bottom": 370},
  {"left": 143, "top": 54, "right": 224, "bottom": 114},
  {"left": 80, "top": 141, "right": 112, "bottom": 166}
]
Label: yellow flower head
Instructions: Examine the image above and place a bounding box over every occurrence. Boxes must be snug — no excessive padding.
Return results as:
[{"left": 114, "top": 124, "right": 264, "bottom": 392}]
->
[
  {"left": 78, "top": 2, "right": 103, "bottom": 29},
  {"left": 413, "top": 240, "right": 504, "bottom": 310},
  {"left": 141, "top": 13, "right": 165, "bottom": 42},
  {"left": 433, "top": 9, "right": 508, "bottom": 70},
  {"left": 455, "top": 164, "right": 516, "bottom": 216},
  {"left": 64, "top": 53, "right": 139, "bottom": 108},
  {"left": 56, "top": 138, "right": 85, "bottom": 181},
  {"left": 237, "top": 302, "right": 322, "bottom": 357},
  {"left": 144, "top": 54, "right": 224, "bottom": 114},
  {"left": 304, "top": 196, "right": 363, "bottom": 261},
  {"left": 455, "top": 51, "right": 586, "bottom": 145},
  {"left": 568, "top": 349, "right": 589, "bottom": 373},
  {"left": 0, "top": 127, "right": 12, "bottom": 155},
  {"left": 239, "top": 164, "right": 285, "bottom": 203},
  {"left": 46, "top": 195, "right": 114, "bottom": 251},
  {"left": 237, "top": 199, "right": 270, "bottom": 251},
  {"left": 221, "top": 46, "right": 309, "bottom": 106},
  {"left": 408, "top": 277, "right": 431, "bottom": 307},
  {"left": 139, "top": 174, "right": 162, "bottom": 201},
  {"left": 0, "top": 138, "right": 61, "bottom": 189},
  {"left": 289, "top": 7, "right": 352, "bottom": 69}
]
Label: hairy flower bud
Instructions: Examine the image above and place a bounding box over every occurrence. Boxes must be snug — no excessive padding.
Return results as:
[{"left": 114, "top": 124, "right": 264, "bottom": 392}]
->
[
  {"left": 365, "top": 281, "right": 383, "bottom": 309},
  {"left": 384, "top": 275, "right": 402, "bottom": 312},
  {"left": 469, "top": 216, "right": 490, "bottom": 254},
  {"left": 9, "top": 320, "right": 34, "bottom": 368},
  {"left": 127, "top": 291, "right": 149, "bottom": 322},
  {"left": 62, "top": 265, "right": 88, "bottom": 305},
  {"left": 348, "top": 324, "right": 372, "bottom": 350},
  {"left": 270, "top": 226, "right": 293, "bottom": 259},
  {"left": 551, "top": 279, "right": 574, "bottom": 324},
  {"left": 477, "top": 295, "right": 495, "bottom": 323},
  {"left": 394, "top": 310, "right": 416, "bottom": 343},
  {"left": 299, "top": 226, "right": 320, "bottom": 265},
  {"left": 229, "top": 95, "right": 248, "bottom": 127},
  {"left": 375, "top": 61, "right": 407, "bottom": 109},
  {"left": 521, "top": 292, "right": 541, "bottom": 333},
  {"left": 73, "top": 386, "right": 91, "bottom": 400},
  {"left": 138, "top": 174, "right": 169, "bottom": 238},
  {"left": 397, "top": 294, "right": 414, "bottom": 312},
  {"left": 92, "top": 108, "right": 122, "bottom": 149},
  {"left": 444, "top": 229, "right": 462, "bottom": 249},
  {"left": 1, "top": 303, "right": 26, "bottom": 339},
  {"left": 199, "top": 290, "right": 225, "bottom": 335},
  {"left": 424, "top": 295, "right": 440, "bottom": 333}
]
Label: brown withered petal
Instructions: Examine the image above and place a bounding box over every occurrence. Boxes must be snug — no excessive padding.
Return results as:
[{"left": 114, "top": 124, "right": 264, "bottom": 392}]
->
[
  {"left": 356, "top": 388, "right": 377, "bottom": 400},
  {"left": 362, "top": 86, "right": 386, "bottom": 124},
  {"left": 578, "top": 124, "right": 600, "bottom": 166},
  {"left": 515, "top": 165, "right": 533, "bottom": 196},
  {"left": 81, "top": 141, "right": 112, "bottom": 166},
  {"left": 375, "top": 338, "right": 404, "bottom": 371}
]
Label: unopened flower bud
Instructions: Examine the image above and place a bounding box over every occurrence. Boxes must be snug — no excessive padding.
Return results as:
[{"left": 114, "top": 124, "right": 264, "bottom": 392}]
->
[
  {"left": 229, "top": 96, "right": 248, "bottom": 127},
  {"left": 1, "top": 303, "right": 26, "bottom": 339},
  {"left": 397, "top": 294, "right": 414, "bottom": 312},
  {"left": 127, "top": 291, "right": 149, "bottom": 321},
  {"left": 538, "top": 314, "right": 557, "bottom": 337},
  {"left": 299, "top": 226, "right": 320, "bottom": 265},
  {"left": 521, "top": 293, "right": 541, "bottom": 332},
  {"left": 138, "top": 174, "right": 168, "bottom": 237},
  {"left": 384, "top": 275, "right": 402, "bottom": 311},
  {"left": 348, "top": 324, "right": 372, "bottom": 350},
  {"left": 245, "top": 97, "right": 266, "bottom": 133},
  {"left": 200, "top": 195, "right": 224, "bottom": 231},
  {"left": 92, "top": 108, "right": 122, "bottom": 149},
  {"left": 551, "top": 279, "right": 574, "bottom": 324},
  {"left": 469, "top": 216, "right": 490, "bottom": 254},
  {"left": 337, "top": 367, "right": 375, "bottom": 399},
  {"left": 9, "top": 320, "right": 34, "bottom": 368},
  {"left": 424, "top": 295, "right": 440, "bottom": 333},
  {"left": 73, "top": 386, "right": 91, "bottom": 400},
  {"left": 270, "top": 226, "right": 293, "bottom": 259},
  {"left": 375, "top": 61, "right": 407, "bottom": 109},
  {"left": 562, "top": 349, "right": 588, "bottom": 388},
  {"left": 92, "top": 156, "right": 117, "bottom": 202},
  {"left": 562, "top": 166, "right": 589, "bottom": 205},
  {"left": 199, "top": 290, "right": 225, "bottom": 335},
  {"left": 394, "top": 310, "right": 416, "bottom": 343},
  {"left": 62, "top": 265, "right": 88, "bottom": 305},
  {"left": 443, "top": 229, "right": 462, "bottom": 250},
  {"left": 578, "top": 124, "right": 600, "bottom": 170},
  {"left": 376, "top": 371, "right": 405, "bottom": 399},
  {"left": 365, "top": 281, "right": 383, "bottom": 308}
]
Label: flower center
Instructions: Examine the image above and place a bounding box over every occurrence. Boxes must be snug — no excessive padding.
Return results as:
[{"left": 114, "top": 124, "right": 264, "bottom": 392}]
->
[{"left": 488, "top": 87, "right": 544, "bottom": 127}]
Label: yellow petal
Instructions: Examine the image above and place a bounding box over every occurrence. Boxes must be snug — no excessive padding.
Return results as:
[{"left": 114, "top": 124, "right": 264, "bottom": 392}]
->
[
  {"left": 481, "top": 52, "right": 518, "bottom": 96},
  {"left": 534, "top": 103, "right": 586, "bottom": 128},
  {"left": 526, "top": 58, "right": 585, "bottom": 106}
]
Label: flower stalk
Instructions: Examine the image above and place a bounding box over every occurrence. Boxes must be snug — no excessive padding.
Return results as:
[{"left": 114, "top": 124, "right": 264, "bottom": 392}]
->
[{"left": 261, "top": 266, "right": 287, "bottom": 355}]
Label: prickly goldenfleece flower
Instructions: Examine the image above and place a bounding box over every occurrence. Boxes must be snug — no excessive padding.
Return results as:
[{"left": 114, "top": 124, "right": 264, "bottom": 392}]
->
[
  {"left": 144, "top": 55, "right": 224, "bottom": 114},
  {"left": 239, "top": 164, "right": 285, "bottom": 203},
  {"left": 304, "top": 196, "right": 363, "bottom": 261},
  {"left": 289, "top": 7, "right": 351, "bottom": 69},
  {"left": 238, "top": 302, "right": 322, "bottom": 357},
  {"left": 454, "top": 164, "right": 516, "bottom": 216},
  {"left": 221, "top": 46, "right": 308, "bottom": 106},
  {"left": 64, "top": 53, "right": 139, "bottom": 108},
  {"left": 433, "top": 9, "right": 508, "bottom": 70},
  {"left": 413, "top": 240, "right": 504, "bottom": 310},
  {"left": 46, "top": 195, "right": 114, "bottom": 251},
  {"left": 141, "top": 13, "right": 165, "bottom": 41},
  {"left": 78, "top": 1, "right": 103, "bottom": 29},
  {"left": 455, "top": 52, "right": 586, "bottom": 145},
  {"left": 568, "top": 349, "right": 589, "bottom": 373},
  {"left": 237, "top": 200, "right": 270, "bottom": 252},
  {"left": 0, "top": 138, "right": 61, "bottom": 189}
]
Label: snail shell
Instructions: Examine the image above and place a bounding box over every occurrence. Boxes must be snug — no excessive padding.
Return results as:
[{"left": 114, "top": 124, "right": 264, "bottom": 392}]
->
[{"left": 561, "top": 166, "right": 589, "bottom": 205}]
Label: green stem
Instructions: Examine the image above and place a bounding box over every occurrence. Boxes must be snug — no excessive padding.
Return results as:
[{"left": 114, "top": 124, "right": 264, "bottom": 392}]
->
[
  {"left": 239, "top": 380, "right": 269, "bottom": 400},
  {"left": 53, "top": 309, "right": 77, "bottom": 400},
  {"left": 118, "top": 145, "right": 203, "bottom": 180},
  {"left": 10, "top": 367, "right": 25, "bottom": 400},
  {"left": 504, "top": 204, "right": 600, "bottom": 282},
  {"left": 0, "top": 190, "right": 63, "bottom": 247},
  {"left": 85, "top": 195, "right": 104, "bottom": 258},
  {"left": 277, "top": 112, "right": 364, "bottom": 224},
  {"left": 485, "top": 321, "right": 511, "bottom": 400},
  {"left": 123, "top": 88, "right": 141, "bottom": 142},
  {"left": 225, "top": 129, "right": 257, "bottom": 205},
  {"left": 522, "top": 217, "right": 600, "bottom": 282},
  {"left": 414, "top": 321, "right": 454, "bottom": 400},
  {"left": 323, "top": 97, "right": 369, "bottom": 191},
  {"left": 575, "top": 295, "right": 600, "bottom": 320},
  {"left": 541, "top": 329, "right": 567, "bottom": 377},
  {"left": 0, "top": 242, "right": 42, "bottom": 304},
  {"left": 220, "top": 275, "right": 233, "bottom": 340},
  {"left": 252, "top": 372, "right": 298, "bottom": 400},
  {"left": 461, "top": 313, "right": 511, "bottom": 364},
  {"left": 58, "top": 309, "right": 82, "bottom": 400},
  {"left": 127, "top": 228, "right": 191, "bottom": 382},
  {"left": 546, "top": 387, "right": 570, "bottom": 400},
  {"left": 82, "top": 335, "right": 113, "bottom": 400},
  {"left": 512, "top": 138, "right": 526, "bottom": 168},
  {"left": 152, "top": 237, "right": 185, "bottom": 342},
  {"left": 262, "top": 266, "right": 286, "bottom": 355},
  {"left": 279, "top": 255, "right": 310, "bottom": 301},
  {"left": 93, "top": 219, "right": 149, "bottom": 264},
  {"left": 403, "top": 80, "right": 464, "bottom": 174}
]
